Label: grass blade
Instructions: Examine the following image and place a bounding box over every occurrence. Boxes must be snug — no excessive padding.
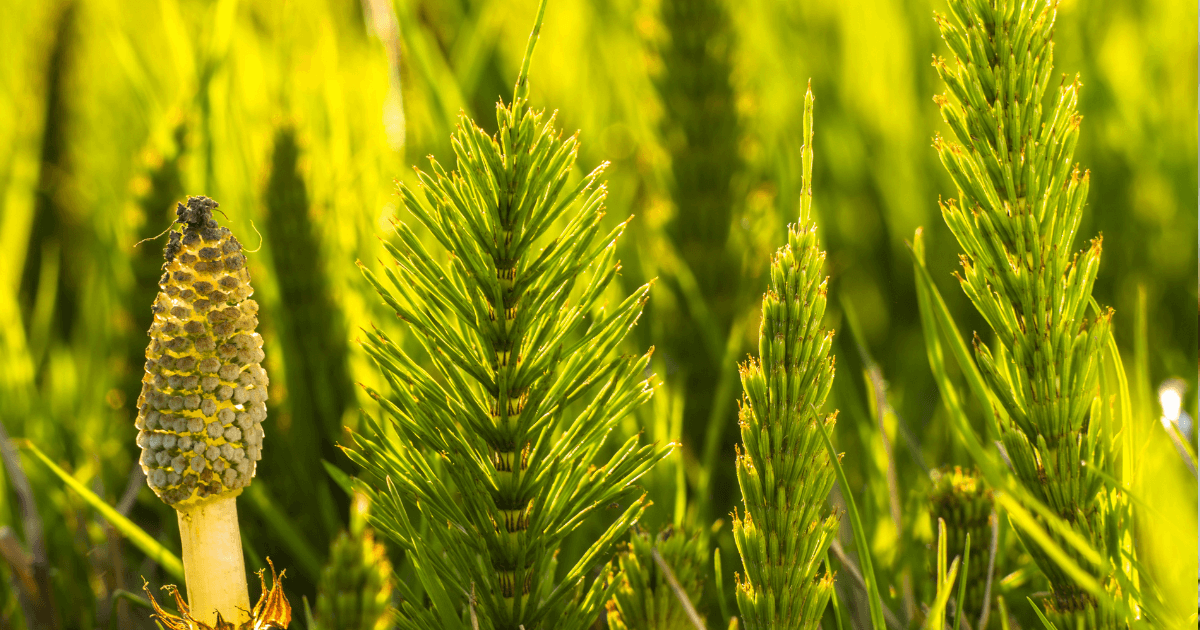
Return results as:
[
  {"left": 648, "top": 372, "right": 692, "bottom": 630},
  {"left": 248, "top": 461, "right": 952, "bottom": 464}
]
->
[
  {"left": 19, "top": 439, "right": 184, "bottom": 581},
  {"left": 953, "top": 533, "right": 970, "bottom": 630},
  {"left": 390, "top": 0, "right": 468, "bottom": 137},
  {"left": 993, "top": 494, "right": 1104, "bottom": 598},
  {"left": 910, "top": 230, "right": 994, "bottom": 469},
  {"left": 1027, "top": 597, "right": 1058, "bottom": 630},
  {"left": 650, "top": 546, "right": 707, "bottom": 630},
  {"left": 925, "top": 519, "right": 961, "bottom": 630},
  {"left": 713, "top": 547, "right": 732, "bottom": 626},
  {"left": 817, "top": 416, "right": 886, "bottom": 630},
  {"left": 908, "top": 230, "right": 999, "bottom": 441},
  {"left": 825, "top": 550, "right": 845, "bottom": 630}
]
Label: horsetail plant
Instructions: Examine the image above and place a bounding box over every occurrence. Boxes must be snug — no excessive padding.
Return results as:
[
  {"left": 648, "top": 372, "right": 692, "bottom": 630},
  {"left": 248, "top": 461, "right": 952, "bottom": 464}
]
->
[
  {"left": 927, "top": 467, "right": 994, "bottom": 621},
  {"left": 345, "top": 5, "right": 671, "bottom": 629},
  {"left": 314, "top": 491, "right": 396, "bottom": 630},
  {"left": 731, "top": 87, "right": 840, "bottom": 630},
  {"left": 135, "top": 196, "right": 291, "bottom": 628},
  {"left": 605, "top": 523, "right": 707, "bottom": 630},
  {"left": 931, "top": 0, "right": 1122, "bottom": 624},
  {"left": 655, "top": 0, "right": 746, "bottom": 528}
]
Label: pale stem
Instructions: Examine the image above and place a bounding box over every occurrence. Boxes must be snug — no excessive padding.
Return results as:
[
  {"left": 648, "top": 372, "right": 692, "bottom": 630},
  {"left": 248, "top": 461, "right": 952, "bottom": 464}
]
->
[{"left": 177, "top": 494, "right": 250, "bottom": 626}]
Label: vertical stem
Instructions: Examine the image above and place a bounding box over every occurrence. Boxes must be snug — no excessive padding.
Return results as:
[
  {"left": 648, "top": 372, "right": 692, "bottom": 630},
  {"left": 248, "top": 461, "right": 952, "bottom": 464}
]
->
[
  {"left": 513, "top": 0, "right": 549, "bottom": 101},
  {"left": 865, "top": 365, "right": 914, "bottom": 622},
  {"left": 177, "top": 495, "right": 250, "bottom": 625}
]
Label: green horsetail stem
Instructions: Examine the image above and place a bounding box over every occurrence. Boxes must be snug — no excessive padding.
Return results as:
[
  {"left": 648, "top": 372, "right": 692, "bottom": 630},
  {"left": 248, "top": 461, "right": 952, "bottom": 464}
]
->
[
  {"left": 261, "top": 125, "right": 357, "bottom": 547},
  {"left": 22, "top": 0, "right": 80, "bottom": 346},
  {"left": 127, "top": 121, "right": 187, "bottom": 432},
  {"left": 315, "top": 493, "right": 395, "bottom": 630},
  {"left": 931, "top": 1, "right": 1120, "bottom": 624},
  {"left": 732, "top": 86, "right": 839, "bottom": 630},
  {"left": 606, "top": 523, "right": 707, "bottom": 630},
  {"left": 345, "top": 4, "right": 671, "bottom": 628},
  {"left": 656, "top": 0, "right": 745, "bottom": 528},
  {"left": 928, "top": 467, "right": 994, "bottom": 621}
]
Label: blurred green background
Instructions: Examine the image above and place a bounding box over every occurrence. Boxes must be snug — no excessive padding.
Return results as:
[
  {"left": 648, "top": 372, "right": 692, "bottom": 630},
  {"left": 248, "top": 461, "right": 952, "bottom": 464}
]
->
[{"left": 0, "top": 0, "right": 1195, "bottom": 628}]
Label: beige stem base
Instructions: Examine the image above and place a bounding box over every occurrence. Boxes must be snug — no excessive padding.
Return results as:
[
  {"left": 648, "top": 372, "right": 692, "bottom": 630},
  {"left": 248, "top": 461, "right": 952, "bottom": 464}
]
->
[{"left": 177, "top": 495, "right": 251, "bottom": 626}]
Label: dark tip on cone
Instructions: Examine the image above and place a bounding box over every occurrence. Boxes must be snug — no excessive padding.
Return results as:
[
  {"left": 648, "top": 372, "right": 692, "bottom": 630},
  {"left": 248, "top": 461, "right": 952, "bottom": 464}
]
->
[
  {"left": 165, "top": 197, "right": 222, "bottom": 262},
  {"left": 177, "top": 196, "right": 219, "bottom": 227}
]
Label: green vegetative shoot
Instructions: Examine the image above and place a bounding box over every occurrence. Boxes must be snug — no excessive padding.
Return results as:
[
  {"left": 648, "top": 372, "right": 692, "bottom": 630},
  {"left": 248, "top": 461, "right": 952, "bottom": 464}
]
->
[
  {"left": 931, "top": 0, "right": 1123, "bottom": 624},
  {"left": 345, "top": 4, "right": 672, "bottom": 629},
  {"left": 732, "top": 86, "right": 840, "bottom": 630}
]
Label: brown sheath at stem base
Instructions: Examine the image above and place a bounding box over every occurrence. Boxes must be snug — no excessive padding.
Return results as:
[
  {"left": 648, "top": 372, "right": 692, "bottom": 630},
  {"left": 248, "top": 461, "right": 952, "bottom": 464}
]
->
[{"left": 177, "top": 494, "right": 251, "bottom": 626}]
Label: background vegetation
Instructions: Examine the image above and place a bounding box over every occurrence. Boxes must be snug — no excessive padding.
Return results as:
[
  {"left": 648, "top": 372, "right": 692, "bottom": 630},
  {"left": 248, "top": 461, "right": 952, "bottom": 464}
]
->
[{"left": 0, "top": 0, "right": 1194, "bottom": 628}]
